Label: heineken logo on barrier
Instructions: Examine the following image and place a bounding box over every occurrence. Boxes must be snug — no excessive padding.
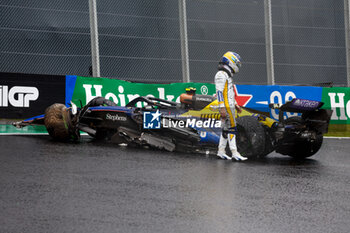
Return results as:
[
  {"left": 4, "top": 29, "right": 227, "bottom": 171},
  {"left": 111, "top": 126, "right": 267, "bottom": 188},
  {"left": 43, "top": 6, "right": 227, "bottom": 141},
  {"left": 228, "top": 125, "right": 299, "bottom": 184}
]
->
[
  {"left": 83, "top": 84, "right": 181, "bottom": 106},
  {"left": 328, "top": 92, "right": 350, "bottom": 121}
]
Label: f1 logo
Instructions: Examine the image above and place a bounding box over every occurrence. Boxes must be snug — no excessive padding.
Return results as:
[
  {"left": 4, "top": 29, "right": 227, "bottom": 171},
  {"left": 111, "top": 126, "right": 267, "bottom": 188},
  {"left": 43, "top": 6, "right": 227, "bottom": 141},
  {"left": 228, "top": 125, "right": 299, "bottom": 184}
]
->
[{"left": 143, "top": 110, "right": 161, "bottom": 129}]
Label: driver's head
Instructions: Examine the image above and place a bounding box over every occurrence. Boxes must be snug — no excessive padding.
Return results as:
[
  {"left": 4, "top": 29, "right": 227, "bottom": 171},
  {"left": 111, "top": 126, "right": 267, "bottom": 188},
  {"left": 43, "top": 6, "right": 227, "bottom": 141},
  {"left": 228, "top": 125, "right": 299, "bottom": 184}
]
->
[{"left": 219, "top": 51, "right": 242, "bottom": 74}]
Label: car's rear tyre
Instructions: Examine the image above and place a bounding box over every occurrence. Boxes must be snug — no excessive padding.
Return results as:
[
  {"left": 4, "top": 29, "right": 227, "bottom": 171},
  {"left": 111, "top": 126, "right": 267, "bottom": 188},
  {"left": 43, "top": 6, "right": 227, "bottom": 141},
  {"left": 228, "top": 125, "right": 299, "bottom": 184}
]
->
[
  {"left": 278, "top": 116, "right": 323, "bottom": 159},
  {"left": 235, "top": 116, "right": 266, "bottom": 158},
  {"left": 44, "top": 103, "right": 77, "bottom": 141},
  {"left": 260, "top": 125, "right": 276, "bottom": 157}
]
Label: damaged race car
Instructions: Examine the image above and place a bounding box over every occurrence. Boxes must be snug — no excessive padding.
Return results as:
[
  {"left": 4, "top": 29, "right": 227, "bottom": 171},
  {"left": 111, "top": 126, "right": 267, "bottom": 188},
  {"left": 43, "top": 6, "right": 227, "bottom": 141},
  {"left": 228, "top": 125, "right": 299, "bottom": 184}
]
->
[{"left": 13, "top": 88, "right": 332, "bottom": 159}]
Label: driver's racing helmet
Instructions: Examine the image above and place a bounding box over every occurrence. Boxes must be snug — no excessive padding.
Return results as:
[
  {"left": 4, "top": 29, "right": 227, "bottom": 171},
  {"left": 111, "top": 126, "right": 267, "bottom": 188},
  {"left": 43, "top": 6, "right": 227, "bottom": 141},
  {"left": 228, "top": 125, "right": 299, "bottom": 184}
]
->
[{"left": 220, "top": 51, "right": 242, "bottom": 74}]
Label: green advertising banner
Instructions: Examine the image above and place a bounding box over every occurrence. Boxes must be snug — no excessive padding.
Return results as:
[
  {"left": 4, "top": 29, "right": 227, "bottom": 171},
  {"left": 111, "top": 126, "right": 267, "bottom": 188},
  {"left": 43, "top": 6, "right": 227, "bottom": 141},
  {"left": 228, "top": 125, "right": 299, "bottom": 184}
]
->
[
  {"left": 322, "top": 87, "right": 350, "bottom": 136},
  {"left": 70, "top": 76, "right": 216, "bottom": 106}
]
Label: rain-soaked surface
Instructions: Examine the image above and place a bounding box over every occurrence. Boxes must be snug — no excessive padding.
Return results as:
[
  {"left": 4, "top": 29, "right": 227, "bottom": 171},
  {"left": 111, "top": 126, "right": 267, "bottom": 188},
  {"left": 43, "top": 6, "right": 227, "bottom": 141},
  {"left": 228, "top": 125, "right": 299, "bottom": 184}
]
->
[{"left": 0, "top": 136, "right": 349, "bottom": 233}]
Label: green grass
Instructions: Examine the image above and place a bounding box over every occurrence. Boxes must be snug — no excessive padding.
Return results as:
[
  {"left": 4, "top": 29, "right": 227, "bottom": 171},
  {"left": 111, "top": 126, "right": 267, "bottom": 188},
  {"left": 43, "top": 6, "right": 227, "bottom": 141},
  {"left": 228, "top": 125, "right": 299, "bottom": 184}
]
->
[{"left": 325, "top": 124, "right": 350, "bottom": 137}]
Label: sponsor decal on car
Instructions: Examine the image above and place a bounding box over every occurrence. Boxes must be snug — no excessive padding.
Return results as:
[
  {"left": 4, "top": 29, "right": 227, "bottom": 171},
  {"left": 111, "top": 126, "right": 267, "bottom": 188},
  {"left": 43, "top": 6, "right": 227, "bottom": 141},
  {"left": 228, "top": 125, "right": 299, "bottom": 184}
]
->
[
  {"left": 162, "top": 117, "right": 221, "bottom": 129},
  {"left": 105, "top": 113, "right": 127, "bottom": 121},
  {"left": 143, "top": 110, "right": 221, "bottom": 129},
  {"left": 143, "top": 110, "right": 161, "bottom": 129},
  {"left": 291, "top": 99, "right": 321, "bottom": 109}
]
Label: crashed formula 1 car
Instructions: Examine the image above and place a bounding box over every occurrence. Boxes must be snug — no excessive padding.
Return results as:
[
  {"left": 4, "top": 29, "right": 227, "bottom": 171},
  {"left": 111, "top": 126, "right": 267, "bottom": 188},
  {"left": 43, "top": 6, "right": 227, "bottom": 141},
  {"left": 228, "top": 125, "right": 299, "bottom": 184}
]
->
[{"left": 13, "top": 88, "right": 332, "bottom": 159}]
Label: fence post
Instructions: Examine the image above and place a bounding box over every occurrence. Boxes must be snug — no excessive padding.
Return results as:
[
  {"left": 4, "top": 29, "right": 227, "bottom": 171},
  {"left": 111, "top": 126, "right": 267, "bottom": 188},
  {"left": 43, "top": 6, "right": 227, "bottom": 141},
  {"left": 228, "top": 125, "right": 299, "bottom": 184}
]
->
[
  {"left": 178, "top": 0, "right": 190, "bottom": 83},
  {"left": 89, "top": 0, "right": 101, "bottom": 77},
  {"left": 344, "top": 0, "right": 350, "bottom": 87},
  {"left": 264, "top": 0, "right": 275, "bottom": 85}
]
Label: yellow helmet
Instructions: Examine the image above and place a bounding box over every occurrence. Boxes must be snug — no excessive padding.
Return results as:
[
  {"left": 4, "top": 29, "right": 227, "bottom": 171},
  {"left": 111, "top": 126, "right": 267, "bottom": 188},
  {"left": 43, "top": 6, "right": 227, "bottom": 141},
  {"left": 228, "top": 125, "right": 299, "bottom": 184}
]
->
[{"left": 220, "top": 51, "right": 242, "bottom": 73}]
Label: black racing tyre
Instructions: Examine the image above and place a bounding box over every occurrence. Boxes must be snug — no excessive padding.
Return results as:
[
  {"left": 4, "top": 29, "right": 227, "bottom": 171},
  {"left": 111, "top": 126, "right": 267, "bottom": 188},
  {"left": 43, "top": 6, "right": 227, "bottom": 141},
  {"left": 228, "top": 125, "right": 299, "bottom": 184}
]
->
[
  {"left": 44, "top": 103, "right": 77, "bottom": 141},
  {"left": 235, "top": 116, "right": 266, "bottom": 158},
  {"left": 279, "top": 116, "right": 323, "bottom": 159},
  {"left": 260, "top": 125, "right": 276, "bottom": 157}
]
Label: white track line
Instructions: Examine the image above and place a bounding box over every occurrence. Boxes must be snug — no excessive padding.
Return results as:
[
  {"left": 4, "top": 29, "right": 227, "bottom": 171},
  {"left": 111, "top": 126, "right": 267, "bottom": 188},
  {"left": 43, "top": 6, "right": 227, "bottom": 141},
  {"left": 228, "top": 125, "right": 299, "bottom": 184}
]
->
[{"left": 324, "top": 136, "right": 350, "bottom": 139}]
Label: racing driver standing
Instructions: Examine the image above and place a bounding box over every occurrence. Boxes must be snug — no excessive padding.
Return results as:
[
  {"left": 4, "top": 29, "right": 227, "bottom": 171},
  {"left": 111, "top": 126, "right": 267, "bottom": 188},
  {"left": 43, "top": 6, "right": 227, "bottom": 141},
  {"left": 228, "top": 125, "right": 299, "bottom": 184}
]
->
[{"left": 215, "top": 51, "right": 248, "bottom": 161}]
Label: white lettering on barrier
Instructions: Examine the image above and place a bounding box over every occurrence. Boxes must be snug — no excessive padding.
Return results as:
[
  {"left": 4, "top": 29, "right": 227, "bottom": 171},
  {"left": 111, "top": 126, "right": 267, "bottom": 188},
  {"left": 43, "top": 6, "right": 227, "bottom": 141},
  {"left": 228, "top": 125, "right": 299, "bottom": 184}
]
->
[
  {"left": 158, "top": 87, "right": 165, "bottom": 99},
  {"left": 84, "top": 85, "right": 178, "bottom": 107},
  {"left": 0, "top": 86, "right": 39, "bottom": 107},
  {"left": 328, "top": 93, "right": 347, "bottom": 120},
  {"left": 270, "top": 91, "right": 282, "bottom": 119},
  {"left": 285, "top": 91, "right": 298, "bottom": 118},
  {"left": 270, "top": 91, "right": 299, "bottom": 119},
  {"left": 105, "top": 93, "right": 118, "bottom": 104},
  {"left": 83, "top": 84, "right": 102, "bottom": 104},
  {"left": 118, "top": 86, "right": 126, "bottom": 106}
]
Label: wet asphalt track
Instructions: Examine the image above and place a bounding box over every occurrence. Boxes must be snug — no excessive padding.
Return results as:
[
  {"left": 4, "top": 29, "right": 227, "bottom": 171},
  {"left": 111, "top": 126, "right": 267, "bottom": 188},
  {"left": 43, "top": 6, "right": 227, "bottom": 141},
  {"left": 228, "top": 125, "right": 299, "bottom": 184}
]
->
[{"left": 0, "top": 136, "right": 350, "bottom": 233}]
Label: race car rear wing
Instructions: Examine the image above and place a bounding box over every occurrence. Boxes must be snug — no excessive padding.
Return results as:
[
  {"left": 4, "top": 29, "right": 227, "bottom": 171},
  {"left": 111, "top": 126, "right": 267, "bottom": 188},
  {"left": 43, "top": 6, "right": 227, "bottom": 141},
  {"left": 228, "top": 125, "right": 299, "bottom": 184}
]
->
[
  {"left": 270, "top": 98, "right": 332, "bottom": 134},
  {"left": 269, "top": 98, "right": 324, "bottom": 113}
]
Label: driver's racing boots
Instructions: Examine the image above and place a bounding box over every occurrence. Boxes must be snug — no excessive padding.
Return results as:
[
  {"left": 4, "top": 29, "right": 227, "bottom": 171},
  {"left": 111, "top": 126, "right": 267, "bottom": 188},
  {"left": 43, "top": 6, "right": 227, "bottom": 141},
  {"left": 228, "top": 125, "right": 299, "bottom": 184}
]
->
[
  {"left": 217, "top": 134, "right": 231, "bottom": 160},
  {"left": 231, "top": 149, "right": 248, "bottom": 161},
  {"left": 217, "top": 134, "right": 247, "bottom": 161},
  {"left": 217, "top": 150, "right": 247, "bottom": 161},
  {"left": 217, "top": 152, "right": 232, "bottom": 160},
  {"left": 228, "top": 134, "right": 247, "bottom": 161}
]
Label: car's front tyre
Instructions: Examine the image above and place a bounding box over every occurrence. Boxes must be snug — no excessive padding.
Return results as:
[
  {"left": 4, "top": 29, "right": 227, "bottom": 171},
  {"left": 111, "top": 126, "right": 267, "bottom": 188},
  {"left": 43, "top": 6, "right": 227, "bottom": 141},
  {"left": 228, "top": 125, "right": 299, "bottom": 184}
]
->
[
  {"left": 44, "top": 103, "right": 78, "bottom": 141},
  {"left": 235, "top": 116, "right": 266, "bottom": 158}
]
